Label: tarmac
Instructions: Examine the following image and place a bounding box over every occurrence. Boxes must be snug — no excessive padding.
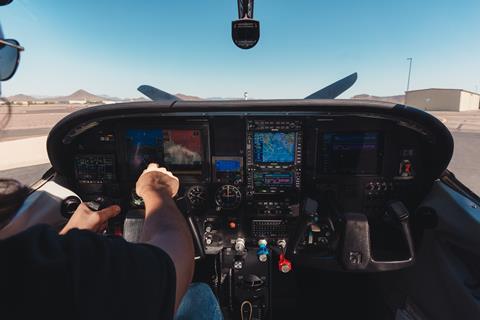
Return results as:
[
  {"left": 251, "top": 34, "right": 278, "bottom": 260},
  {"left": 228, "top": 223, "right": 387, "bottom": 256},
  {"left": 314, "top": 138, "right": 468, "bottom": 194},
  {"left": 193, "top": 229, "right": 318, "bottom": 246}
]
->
[{"left": 0, "top": 104, "right": 479, "bottom": 194}]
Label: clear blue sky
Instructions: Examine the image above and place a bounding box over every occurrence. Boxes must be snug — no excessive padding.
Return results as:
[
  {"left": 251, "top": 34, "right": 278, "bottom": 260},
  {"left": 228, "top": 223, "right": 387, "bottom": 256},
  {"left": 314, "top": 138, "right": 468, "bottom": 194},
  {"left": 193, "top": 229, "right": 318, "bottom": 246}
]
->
[{"left": 1, "top": 0, "right": 479, "bottom": 99}]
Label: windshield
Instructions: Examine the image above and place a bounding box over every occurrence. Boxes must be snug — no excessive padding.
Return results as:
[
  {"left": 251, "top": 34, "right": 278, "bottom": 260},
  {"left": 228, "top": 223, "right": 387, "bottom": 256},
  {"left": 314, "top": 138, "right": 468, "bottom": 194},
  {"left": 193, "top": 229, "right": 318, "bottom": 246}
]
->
[{"left": 0, "top": 0, "right": 479, "bottom": 194}]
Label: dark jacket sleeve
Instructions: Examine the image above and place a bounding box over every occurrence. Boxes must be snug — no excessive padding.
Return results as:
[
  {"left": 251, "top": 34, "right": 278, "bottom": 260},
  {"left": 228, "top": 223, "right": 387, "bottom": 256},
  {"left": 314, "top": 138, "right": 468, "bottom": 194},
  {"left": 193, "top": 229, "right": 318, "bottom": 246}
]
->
[{"left": 0, "top": 224, "right": 176, "bottom": 320}]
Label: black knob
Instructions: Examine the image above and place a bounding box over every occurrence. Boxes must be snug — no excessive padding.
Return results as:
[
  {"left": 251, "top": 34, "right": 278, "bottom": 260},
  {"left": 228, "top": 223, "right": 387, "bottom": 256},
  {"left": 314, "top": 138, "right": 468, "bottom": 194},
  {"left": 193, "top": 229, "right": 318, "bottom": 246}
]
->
[
  {"left": 61, "top": 196, "right": 81, "bottom": 218},
  {"left": 243, "top": 274, "right": 264, "bottom": 289},
  {"left": 85, "top": 196, "right": 114, "bottom": 211}
]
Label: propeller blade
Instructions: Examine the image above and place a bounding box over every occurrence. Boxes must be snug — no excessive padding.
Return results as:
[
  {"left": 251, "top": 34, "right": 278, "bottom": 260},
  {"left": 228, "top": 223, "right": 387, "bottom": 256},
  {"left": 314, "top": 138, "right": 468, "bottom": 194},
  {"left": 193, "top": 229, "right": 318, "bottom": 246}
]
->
[
  {"left": 305, "top": 73, "right": 358, "bottom": 100},
  {"left": 137, "top": 85, "right": 180, "bottom": 101}
]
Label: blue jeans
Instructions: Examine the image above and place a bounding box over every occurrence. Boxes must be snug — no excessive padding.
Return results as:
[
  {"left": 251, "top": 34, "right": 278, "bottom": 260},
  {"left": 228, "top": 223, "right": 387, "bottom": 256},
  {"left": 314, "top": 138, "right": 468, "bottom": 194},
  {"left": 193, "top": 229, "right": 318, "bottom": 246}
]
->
[{"left": 174, "top": 283, "right": 223, "bottom": 320}]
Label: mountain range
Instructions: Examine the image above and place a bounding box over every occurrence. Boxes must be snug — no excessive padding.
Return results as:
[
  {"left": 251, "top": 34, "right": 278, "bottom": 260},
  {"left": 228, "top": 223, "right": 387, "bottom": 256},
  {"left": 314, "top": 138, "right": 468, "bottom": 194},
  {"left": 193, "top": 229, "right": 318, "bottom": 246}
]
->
[
  {"left": 7, "top": 89, "right": 406, "bottom": 104},
  {"left": 7, "top": 89, "right": 206, "bottom": 103},
  {"left": 8, "top": 89, "right": 126, "bottom": 102}
]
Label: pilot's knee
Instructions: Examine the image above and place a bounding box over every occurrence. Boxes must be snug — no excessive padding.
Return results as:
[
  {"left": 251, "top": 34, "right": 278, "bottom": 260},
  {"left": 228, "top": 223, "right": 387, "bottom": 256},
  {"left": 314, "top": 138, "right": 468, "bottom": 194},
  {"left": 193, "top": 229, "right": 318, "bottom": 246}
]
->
[{"left": 188, "top": 282, "right": 212, "bottom": 293}]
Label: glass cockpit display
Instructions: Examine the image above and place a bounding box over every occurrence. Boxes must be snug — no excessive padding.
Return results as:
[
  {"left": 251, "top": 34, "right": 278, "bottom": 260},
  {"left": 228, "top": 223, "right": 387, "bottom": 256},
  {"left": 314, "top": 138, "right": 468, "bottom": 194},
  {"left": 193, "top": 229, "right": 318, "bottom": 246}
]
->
[
  {"left": 213, "top": 157, "right": 243, "bottom": 184},
  {"left": 126, "top": 129, "right": 163, "bottom": 177},
  {"left": 253, "top": 132, "right": 296, "bottom": 163},
  {"left": 215, "top": 159, "right": 241, "bottom": 172},
  {"left": 163, "top": 129, "right": 203, "bottom": 165},
  {"left": 126, "top": 128, "right": 203, "bottom": 177},
  {"left": 320, "top": 132, "right": 381, "bottom": 175},
  {"left": 74, "top": 155, "right": 115, "bottom": 183},
  {"left": 254, "top": 172, "right": 294, "bottom": 188}
]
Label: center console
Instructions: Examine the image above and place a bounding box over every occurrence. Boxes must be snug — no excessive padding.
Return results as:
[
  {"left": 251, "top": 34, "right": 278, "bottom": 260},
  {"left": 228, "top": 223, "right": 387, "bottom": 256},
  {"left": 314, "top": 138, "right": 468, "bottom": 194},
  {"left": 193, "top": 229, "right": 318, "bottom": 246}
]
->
[
  {"left": 245, "top": 120, "right": 303, "bottom": 242},
  {"left": 205, "top": 119, "right": 303, "bottom": 319}
]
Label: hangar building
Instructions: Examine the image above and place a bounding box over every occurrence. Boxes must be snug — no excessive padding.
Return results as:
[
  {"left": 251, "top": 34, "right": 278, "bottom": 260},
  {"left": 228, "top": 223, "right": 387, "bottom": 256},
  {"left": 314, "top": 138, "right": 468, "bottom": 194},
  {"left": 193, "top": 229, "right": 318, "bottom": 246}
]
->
[{"left": 405, "top": 88, "right": 480, "bottom": 111}]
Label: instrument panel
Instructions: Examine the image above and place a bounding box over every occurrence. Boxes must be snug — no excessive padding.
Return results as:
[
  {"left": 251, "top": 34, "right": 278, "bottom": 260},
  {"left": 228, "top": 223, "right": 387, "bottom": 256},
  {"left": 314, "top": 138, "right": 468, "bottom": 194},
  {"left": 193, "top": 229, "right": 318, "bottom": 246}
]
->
[
  {"left": 71, "top": 117, "right": 421, "bottom": 244},
  {"left": 47, "top": 100, "right": 453, "bottom": 268}
]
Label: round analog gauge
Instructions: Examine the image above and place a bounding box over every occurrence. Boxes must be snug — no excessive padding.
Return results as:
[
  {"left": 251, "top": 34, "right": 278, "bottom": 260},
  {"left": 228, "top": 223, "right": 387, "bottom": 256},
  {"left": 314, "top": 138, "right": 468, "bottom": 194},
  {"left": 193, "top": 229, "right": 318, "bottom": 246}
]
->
[
  {"left": 187, "top": 185, "right": 208, "bottom": 208},
  {"left": 215, "top": 185, "right": 242, "bottom": 210}
]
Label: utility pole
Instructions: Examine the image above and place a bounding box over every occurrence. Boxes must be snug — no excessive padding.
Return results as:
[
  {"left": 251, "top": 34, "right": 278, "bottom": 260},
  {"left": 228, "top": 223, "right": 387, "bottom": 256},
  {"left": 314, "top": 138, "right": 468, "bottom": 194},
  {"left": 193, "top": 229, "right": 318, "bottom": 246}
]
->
[{"left": 406, "top": 58, "right": 413, "bottom": 92}]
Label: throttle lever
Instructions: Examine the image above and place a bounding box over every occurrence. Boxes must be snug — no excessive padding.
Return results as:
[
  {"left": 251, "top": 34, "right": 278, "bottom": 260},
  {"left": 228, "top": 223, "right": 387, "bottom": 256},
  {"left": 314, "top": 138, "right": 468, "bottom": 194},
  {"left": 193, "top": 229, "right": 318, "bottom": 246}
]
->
[
  {"left": 285, "top": 214, "right": 312, "bottom": 259},
  {"left": 285, "top": 198, "right": 318, "bottom": 259},
  {"left": 84, "top": 196, "right": 113, "bottom": 211}
]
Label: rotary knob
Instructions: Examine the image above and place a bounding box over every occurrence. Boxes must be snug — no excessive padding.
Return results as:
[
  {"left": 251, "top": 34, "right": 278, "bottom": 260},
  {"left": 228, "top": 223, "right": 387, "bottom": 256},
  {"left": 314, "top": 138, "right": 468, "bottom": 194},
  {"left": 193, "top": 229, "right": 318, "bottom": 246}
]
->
[
  {"left": 205, "top": 235, "right": 213, "bottom": 245},
  {"left": 235, "top": 238, "right": 246, "bottom": 252}
]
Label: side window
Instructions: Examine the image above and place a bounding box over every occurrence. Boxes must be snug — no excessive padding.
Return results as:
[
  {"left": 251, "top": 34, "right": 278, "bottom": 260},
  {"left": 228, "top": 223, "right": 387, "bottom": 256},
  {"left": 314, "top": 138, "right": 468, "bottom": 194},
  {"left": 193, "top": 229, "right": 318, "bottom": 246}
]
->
[
  {"left": 0, "top": 163, "right": 51, "bottom": 187},
  {"left": 447, "top": 122, "right": 480, "bottom": 197}
]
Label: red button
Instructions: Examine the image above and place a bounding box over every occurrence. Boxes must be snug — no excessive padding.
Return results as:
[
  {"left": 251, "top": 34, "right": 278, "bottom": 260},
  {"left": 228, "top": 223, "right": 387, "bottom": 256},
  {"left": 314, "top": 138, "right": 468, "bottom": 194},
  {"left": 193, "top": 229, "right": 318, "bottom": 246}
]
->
[
  {"left": 114, "top": 226, "right": 123, "bottom": 237},
  {"left": 228, "top": 221, "right": 237, "bottom": 229},
  {"left": 278, "top": 253, "right": 292, "bottom": 273}
]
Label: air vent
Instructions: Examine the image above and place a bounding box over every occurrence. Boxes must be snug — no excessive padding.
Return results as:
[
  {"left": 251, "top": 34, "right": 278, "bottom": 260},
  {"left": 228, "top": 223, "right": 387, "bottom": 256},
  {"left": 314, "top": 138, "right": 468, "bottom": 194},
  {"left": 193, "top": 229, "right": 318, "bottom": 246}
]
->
[{"left": 251, "top": 220, "right": 288, "bottom": 238}]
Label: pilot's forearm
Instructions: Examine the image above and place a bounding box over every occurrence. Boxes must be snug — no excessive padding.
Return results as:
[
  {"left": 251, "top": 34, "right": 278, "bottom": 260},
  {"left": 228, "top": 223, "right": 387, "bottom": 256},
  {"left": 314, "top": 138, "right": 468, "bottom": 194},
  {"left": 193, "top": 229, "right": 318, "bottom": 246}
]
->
[{"left": 139, "top": 189, "right": 194, "bottom": 312}]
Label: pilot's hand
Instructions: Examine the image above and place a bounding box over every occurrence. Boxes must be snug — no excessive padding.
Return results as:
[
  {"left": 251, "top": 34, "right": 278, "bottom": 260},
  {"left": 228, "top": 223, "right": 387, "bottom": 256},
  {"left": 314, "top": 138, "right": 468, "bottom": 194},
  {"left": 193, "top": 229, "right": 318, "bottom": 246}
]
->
[
  {"left": 136, "top": 163, "right": 180, "bottom": 198},
  {"left": 59, "top": 203, "right": 121, "bottom": 235}
]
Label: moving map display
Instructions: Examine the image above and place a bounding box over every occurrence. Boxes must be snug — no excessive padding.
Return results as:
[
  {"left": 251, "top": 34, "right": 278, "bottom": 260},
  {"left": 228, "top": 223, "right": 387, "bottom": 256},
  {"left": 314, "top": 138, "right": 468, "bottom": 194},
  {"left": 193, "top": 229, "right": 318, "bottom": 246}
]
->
[{"left": 253, "top": 132, "right": 296, "bottom": 163}]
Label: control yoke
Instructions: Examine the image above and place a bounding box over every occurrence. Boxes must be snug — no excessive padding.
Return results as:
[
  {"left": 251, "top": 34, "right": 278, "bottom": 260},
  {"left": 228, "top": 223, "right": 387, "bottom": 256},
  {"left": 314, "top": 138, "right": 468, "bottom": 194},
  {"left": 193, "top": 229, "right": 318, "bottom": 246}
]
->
[
  {"left": 341, "top": 201, "right": 415, "bottom": 271},
  {"left": 286, "top": 200, "right": 416, "bottom": 272}
]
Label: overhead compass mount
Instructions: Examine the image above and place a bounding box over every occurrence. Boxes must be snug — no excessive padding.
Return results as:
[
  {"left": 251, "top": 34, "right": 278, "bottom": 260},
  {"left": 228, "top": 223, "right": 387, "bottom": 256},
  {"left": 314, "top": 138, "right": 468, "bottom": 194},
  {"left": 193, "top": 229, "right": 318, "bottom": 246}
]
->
[
  {"left": 238, "top": 0, "right": 254, "bottom": 19},
  {"left": 232, "top": 0, "right": 260, "bottom": 50}
]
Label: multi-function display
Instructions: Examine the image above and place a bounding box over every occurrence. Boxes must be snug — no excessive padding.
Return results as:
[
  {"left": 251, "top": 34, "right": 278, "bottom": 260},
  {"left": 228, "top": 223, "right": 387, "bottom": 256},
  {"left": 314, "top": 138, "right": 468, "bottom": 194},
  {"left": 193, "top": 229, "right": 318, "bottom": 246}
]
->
[
  {"left": 126, "top": 128, "right": 203, "bottom": 177},
  {"left": 321, "top": 132, "right": 381, "bottom": 175},
  {"left": 253, "top": 132, "right": 296, "bottom": 163},
  {"left": 246, "top": 120, "right": 303, "bottom": 194}
]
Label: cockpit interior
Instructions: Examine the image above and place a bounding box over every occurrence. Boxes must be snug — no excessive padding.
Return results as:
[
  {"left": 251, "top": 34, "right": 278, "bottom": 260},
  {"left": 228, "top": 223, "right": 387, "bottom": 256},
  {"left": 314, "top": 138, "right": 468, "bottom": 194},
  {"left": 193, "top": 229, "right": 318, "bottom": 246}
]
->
[{"left": 35, "top": 99, "right": 454, "bottom": 318}]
